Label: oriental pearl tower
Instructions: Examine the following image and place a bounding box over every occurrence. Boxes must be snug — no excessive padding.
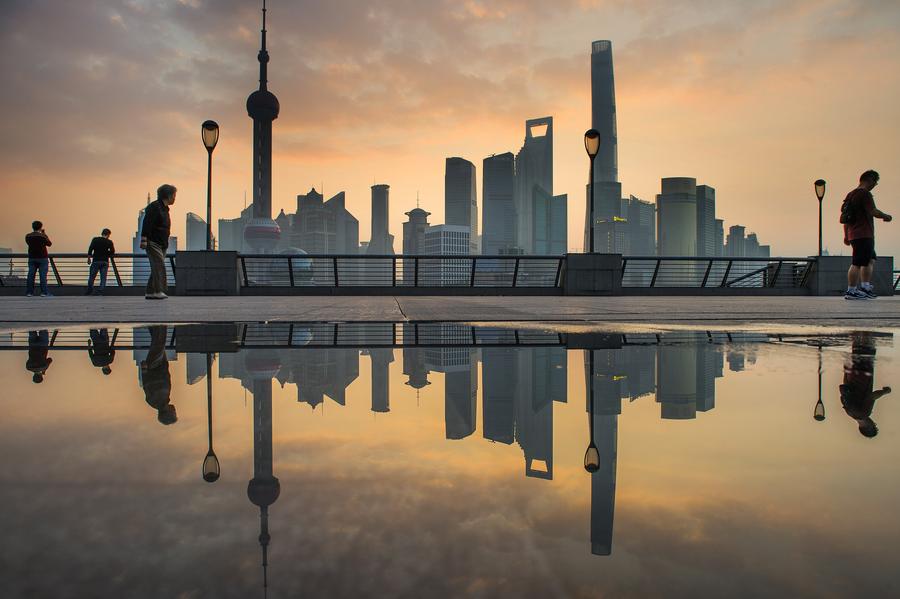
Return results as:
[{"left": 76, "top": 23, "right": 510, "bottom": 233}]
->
[{"left": 244, "top": 0, "right": 281, "bottom": 253}]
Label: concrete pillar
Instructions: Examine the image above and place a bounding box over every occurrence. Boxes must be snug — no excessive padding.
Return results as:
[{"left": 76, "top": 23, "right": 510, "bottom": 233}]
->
[{"left": 564, "top": 253, "right": 622, "bottom": 295}]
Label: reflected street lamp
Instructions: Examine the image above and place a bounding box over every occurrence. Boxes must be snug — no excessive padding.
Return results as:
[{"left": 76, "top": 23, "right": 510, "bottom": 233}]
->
[
  {"left": 814, "top": 345, "right": 826, "bottom": 421},
  {"left": 584, "top": 130, "right": 601, "bottom": 253},
  {"left": 584, "top": 350, "right": 600, "bottom": 472},
  {"left": 203, "top": 352, "right": 220, "bottom": 482},
  {"left": 202, "top": 120, "right": 220, "bottom": 251},
  {"left": 814, "top": 179, "right": 826, "bottom": 258}
]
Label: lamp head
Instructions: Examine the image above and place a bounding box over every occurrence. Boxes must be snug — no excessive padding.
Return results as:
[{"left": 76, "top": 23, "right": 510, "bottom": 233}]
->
[
  {"left": 584, "top": 442, "right": 600, "bottom": 473},
  {"left": 814, "top": 179, "right": 826, "bottom": 201},
  {"left": 202, "top": 120, "right": 220, "bottom": 151},
  {"left": 584, "top": 129, "right": 600, "bottom": 158},
  {"left": 203, "top": 451, "right": 220, "bottom": 483}
]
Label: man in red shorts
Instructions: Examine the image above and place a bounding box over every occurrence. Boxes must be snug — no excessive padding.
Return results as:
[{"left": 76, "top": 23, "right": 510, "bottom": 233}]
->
[{"left": 843, "top": 170, "right": 892, "bottom": 299}]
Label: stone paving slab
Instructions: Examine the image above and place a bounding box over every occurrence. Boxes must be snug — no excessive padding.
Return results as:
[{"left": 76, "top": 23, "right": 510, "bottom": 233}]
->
[{"left": 1, "top": 296, "right": 898, "bottom": 330}]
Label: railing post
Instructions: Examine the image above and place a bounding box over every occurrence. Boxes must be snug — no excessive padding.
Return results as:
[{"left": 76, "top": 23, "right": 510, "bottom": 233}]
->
[
  {"left": 49, "top": 257, "right": 63, "bottom": 286},
  {"left": 110, "top": 257, "right": 123, "bottom": 287},
  {"left": 770, "top": 260, "right": 783, "bottom": 288},
  {"left": 240, "top": 256, "right": 249, "bottom": 287},
  {"left": 894, "top": 272, "right": 899, "bottom": 291},
  {"left": 701, "top": 259, "right": 713, "bottom": 288},
  {"left": 720, "top": 260, "right": 733, "bottom": 287},
  {"left": 650, "top": 259, "right": 661, "bottom": 287},
  {"left": 470, "top": 257, "right": 477, "bottom": 287},
  {"left": 332, "top": 256, "right": 339, "bottom": 286},
  {"left": 287, "top": 257, "right": 295, "bottom": 287},
  {"left": 168, "top": 255, "right": 177, "bottom": 284},
  {"left": 392, "top": 257, "right": 397, "bottom": 287},
  {"left": 620, "top": 258, "right": 628, "bottom": 283},
  {"left": 555, "top": 257, "right": 564, "bottom": 288},
  {"left": 512, "top": 257, "right": 520, "bottom": 287}
]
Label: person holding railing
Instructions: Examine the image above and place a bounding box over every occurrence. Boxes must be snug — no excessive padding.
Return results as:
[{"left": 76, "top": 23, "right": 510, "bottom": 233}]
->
[
  {"left": 86, "top": 228, "right": 115, "bottom": 295},
  {"left": 25, "top": 220, "right": 52, "bottom": 297}
]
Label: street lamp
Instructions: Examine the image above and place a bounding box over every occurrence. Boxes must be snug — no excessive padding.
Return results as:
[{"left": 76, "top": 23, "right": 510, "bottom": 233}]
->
[
  {"left": 584, "top": 350, "right": 601, "bottom": 472},
  {"left": 584, "top": 130, "right": 601, "bottom": 253},
  {"left": 202, "top": 120, "right": 220, "bottom": 251},
  {"left": 202, "top": 352, "right": 220, "bottom": 482},
  {"left": 814, "top": 179, "right": 826, "bottom": 258}
]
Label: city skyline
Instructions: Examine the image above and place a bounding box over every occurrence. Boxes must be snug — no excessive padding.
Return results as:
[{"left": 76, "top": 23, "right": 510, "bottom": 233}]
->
[{"left": 1, "top": 1, "right": 898, "bottom": 258}]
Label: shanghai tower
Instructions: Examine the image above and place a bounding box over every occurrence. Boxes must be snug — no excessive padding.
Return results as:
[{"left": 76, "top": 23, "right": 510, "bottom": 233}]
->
[
  {"left": 584, "top": 40, "right": 623, "bottom": 252},
  {"left": 244, "top": 0, "right": 281, "bottom": 253}
]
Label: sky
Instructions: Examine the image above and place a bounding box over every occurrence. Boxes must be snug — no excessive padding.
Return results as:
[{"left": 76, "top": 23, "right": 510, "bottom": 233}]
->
[{"left": 1, "top": 0, "right": 899, "bottom": 257}]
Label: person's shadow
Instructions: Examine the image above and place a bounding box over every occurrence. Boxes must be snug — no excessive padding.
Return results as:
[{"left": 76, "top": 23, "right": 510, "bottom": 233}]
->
[
  {"left": 141, "top": 326, "right": 176, "bottom": 425},
  {"left": 840, "top": 332, "right": 891, "bottom": 438},
  {"left": 26, "top": 330, "right": 52, "bottom": 384},
  {"left": 88, "top": 328, "right": 116, "bottom": 375}
]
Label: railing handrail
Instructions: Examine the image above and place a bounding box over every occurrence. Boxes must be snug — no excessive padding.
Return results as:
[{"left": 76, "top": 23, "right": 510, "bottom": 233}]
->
[
  {"left": 0, "top": 252, "right": 813, "bottom": 261},
  {"left": 621, "top": 255, "right": 813, "bottom": 262}
]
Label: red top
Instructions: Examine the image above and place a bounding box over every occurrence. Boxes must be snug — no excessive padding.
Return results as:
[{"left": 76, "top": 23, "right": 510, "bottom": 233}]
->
[
  {"left": 25, "top": 231, "right": 52, "bottom": 258},
  {"left": 843, "top": 188, "right": 876, "bottom": 241}
]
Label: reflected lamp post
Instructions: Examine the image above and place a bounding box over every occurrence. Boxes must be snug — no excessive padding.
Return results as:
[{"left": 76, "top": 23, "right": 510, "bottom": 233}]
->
[
  {"left": 203, "top": 352, "right": 220, "bottom": 482},
  {"left": 814, "top": 345, "right": 825, "bottom": 421},
  {"left": 584, "top": 130, "right": 601, "bottom": 254},
  {"left": 584, "top": 350, "right": 600, "bottom": 472},
  {"left": 202, "top": 120, "right": 220, "bottom": 251},
  {"left": 814, "top": 179, "right": 826, "bottom": 258}
]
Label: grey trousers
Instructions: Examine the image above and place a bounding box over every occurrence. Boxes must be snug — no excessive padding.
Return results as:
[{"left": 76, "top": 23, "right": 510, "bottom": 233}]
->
[{"left": 146, "top": 242, "right": 168, "bottom": 296}]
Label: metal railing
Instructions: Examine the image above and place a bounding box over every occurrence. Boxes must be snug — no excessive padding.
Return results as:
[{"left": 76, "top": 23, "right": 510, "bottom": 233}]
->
[
  {"left": 237, "top": 254, "right": 564, "bottom": 288},
  {"left": 0, "top": 253, "right": 176, "bottom": 288},
  {"left": 621, "top": 256, "right": 815, "bottom": 289},
  {"left": 894, "top": 270, "right": 899, "bottom": 291}
]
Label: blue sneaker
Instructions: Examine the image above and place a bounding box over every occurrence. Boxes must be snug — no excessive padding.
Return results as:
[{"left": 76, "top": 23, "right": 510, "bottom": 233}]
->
[
  {"left": 844, "top": 288, "right": 870, "bottom": 300},
  {"left": 860, "top": 286, "right": 878, "bottom": 299}
]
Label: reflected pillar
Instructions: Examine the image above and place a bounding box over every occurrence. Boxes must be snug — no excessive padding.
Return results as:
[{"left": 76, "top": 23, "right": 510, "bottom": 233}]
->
[
  {"left": 586, "top": 349, "right": 620, "bottom": 556},
  {"left": 247, "top": 379, "right": 280, "bottom": 591}
]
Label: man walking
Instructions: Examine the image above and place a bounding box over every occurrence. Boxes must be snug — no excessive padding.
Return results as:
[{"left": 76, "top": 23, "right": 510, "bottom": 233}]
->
[
  {"left": 843, "top": 170, "right": 892, "bottom": 299},
  {"left": 25, "top": 221, "right": 52, "bottom": 297},
  {"left": 141, "top": 184, "right": 176, "bottom": 299},
  {"left": 86, "top": 228, "right": 115, "bottom": 295}
]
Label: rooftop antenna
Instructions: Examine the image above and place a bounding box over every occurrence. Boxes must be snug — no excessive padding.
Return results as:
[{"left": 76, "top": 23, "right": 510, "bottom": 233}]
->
[{"left": 416, "top": 191, "right": 420, "bottom": 209}]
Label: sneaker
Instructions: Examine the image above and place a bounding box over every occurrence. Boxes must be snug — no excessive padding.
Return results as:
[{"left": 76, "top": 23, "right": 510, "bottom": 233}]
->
[
  {"left": 84, "top": 289, "right": 93, "bottom": 295},
  {"left": 860, "top": 286, "right": 878, "bottom": 299},
  {"left": 40, "top": 293, "right": 54, "bottom": 297},
  {"left": 155, "top": 292, "right": 168, "bottom": 299},
  {"left": 25, "top": 293, "right": 33, "bottom": 297},
  {"left": 844, "top": 288, "right": 870, "bottom": 300},
  {"left": 145, "top": 294, "right": 159, "bottom": 300}
]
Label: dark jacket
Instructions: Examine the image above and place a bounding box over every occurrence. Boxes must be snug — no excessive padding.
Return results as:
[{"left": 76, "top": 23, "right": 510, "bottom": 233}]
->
[
  {"left": 88, "top": 236, "right": 115, "bottom": 262},
  {"left": 25, "top": 231, "right": 52, "bottom": 258},
  {"left": 140, "top": 200, "right": 171, "bottom": 249}
]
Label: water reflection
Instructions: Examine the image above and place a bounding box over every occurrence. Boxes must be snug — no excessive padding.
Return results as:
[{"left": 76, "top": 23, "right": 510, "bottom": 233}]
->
[
  {"left": 0, "top": 324, "right": 895, "bottom": 595},
  {"left": 841, "top": 332, "right": 892, "bottom": 438}
]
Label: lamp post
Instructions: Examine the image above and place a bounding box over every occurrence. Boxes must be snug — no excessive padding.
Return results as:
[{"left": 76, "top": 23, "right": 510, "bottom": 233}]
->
[
  {"left": 202, "top": 352, "right": 220, "bottom": 482},
  {"left": 202, "top": 120, "right": 220, "bottom": 251},
  {"left": 584, "top": 350, "right": 600, "bottom": 472},
  {"left": 814, "top": 179, "right": 826, "bottom": 258},
  {"left": 584, "top": 130, "right": 601, "bottom": 253}
]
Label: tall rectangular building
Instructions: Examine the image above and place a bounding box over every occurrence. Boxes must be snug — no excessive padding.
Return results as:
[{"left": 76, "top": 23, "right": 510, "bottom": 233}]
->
[
  {"left": 482, "top": 152, "right": 516, "bottom": 255},
  {"left": 656, "top": 178, "right": 697, "bottom": 256},
  {"left": 714, "top": 219, "right": 725, "bottom": 256},
  {"left": 514, "top": 117, "right": 553, "bottom": 254},
  {"left": 445, "top": 157, "right": 478, "bottom": 254},
  {"left": 695, "top": 185, "right": 716, "bottom": 257},
  {"left": 624, "top": 195, "right": 656, "bottom": 255},
  {"left": 366, "top": 184, "right": 395, "bottom": 254},
  {"left": 185, "top": 212, "right": 213, "bottom": 251}
]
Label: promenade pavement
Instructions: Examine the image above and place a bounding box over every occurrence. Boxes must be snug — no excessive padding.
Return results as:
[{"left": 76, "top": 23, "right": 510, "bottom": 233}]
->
[{"left": 1, "top": 296, "right": 899, "bottom": 330}]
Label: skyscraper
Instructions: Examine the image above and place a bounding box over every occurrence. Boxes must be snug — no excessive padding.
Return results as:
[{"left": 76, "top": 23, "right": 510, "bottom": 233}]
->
[
  {"left": 366, "top": 184, "right": 395, "bottom": 254},
  {"left": 514, "top": 117, "right": 555, "bottom": 254},
  {"left": 284, "top": 188, "right": 359, "bottom": 254},
  {"left": 482, "top": 152, "right": 516, "bottom": 255},
  {"left": 696, "top": 185, "right": 716, "bottom": 257},
  {"left": 402, "top": 208, "right": 430, "bottom": 255},
  {"left": 445, "top": 157, "right": 478, "bottom": 254},
  {"left": 714, "top": 218, "right": 725, "bottom": 256},
  {"left": 623, "top": 195, "right": 656, "bottom": 255},
  {"left": 244, "top": 1, "right": 281, "bottom": 253},
  {"left": 585, "top": 40, "right": 624, "bottom": 252},
  {"left": 186, "top": 213, "right": 214, "bottom": 251},
  {"left": 656, "top": 177, "right": 698, "bottom": 256}
]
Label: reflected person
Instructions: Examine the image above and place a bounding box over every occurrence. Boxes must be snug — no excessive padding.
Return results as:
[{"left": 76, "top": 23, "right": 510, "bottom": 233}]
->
[
  {"left": 88, "top": 328, "right": 115, "bottom": 375},
  {"left": 141, "top": 326, "right": 176, "bottom": 424},
  {"left": 840, "top": 333, "right": 891, "bottom": 437},
  {"left": 26, "top": 330, "right": 52, "bottom": 383}
]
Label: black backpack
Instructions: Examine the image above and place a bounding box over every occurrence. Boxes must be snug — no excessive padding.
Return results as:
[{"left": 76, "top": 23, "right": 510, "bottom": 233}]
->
[{"left": 839, "top": 196, "right": 857, "bottom": 225}]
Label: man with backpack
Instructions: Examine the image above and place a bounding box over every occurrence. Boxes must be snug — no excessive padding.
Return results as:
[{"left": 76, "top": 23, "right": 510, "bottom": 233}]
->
[{"left": 841, "top": 170, "right": 892, "bottom": 300}]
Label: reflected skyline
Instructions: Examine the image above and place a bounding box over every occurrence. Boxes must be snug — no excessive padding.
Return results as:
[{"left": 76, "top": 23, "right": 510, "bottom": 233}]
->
[{"left": 1, "top": 324, "right": 897, "bottom": 596}]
